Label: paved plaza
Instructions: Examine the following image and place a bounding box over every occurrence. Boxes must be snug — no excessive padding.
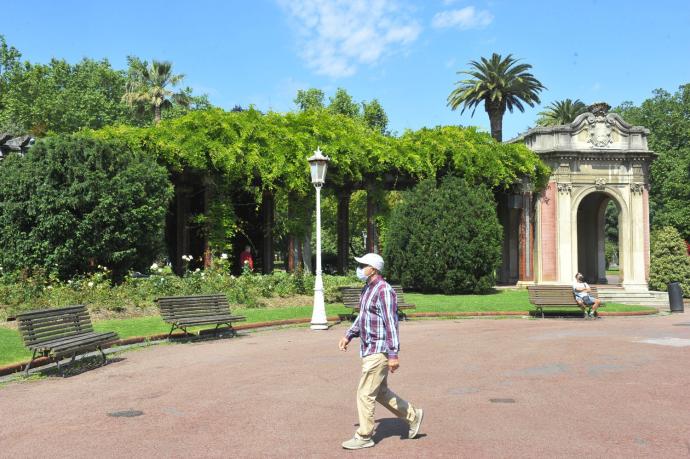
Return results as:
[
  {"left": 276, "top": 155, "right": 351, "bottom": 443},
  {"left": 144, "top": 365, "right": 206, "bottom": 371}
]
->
[{"left": 1, "top": 314, "right": 689, "bottom": 458}]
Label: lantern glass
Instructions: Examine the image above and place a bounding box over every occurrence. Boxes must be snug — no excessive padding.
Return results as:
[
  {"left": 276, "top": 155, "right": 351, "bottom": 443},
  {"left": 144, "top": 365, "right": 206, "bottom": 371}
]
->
[{"left": 307, "top": 147, "right": 329, "bottom": 186}]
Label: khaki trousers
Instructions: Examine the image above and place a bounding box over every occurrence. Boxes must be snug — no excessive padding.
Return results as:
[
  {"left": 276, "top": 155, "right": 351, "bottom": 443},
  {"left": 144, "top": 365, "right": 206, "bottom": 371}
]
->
[{"left": 356, "top": 352, "right": 417, "bottom": 439}]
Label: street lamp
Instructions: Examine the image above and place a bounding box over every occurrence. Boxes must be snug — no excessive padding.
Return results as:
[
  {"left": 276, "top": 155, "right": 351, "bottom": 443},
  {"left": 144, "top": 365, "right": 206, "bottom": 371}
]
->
[{"left": 307, "top": 147, "right": 330, "bottom": 330}]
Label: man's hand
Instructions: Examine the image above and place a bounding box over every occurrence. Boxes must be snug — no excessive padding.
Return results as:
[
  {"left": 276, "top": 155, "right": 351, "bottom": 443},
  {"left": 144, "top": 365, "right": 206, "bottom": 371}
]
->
[
  {"left": 388, "top": 358, "right": 400, "bottom": 373},
  {"left": 338, "top": 337, "right": 350, "bottom": 351}
]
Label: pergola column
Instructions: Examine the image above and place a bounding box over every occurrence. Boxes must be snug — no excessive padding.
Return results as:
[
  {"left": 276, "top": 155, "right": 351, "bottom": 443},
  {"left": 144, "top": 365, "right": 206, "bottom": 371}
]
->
[
  {"left": 366, "top": 183, "right": 377, "bottom": 253},
  {"left": 336, "top": 188, "right": 352, "bottom": 274},
  {"left": 261, "top": 189, "right": 274, "bottom": 274},
  {"left": 174, "top": 185, "right": 192, "bottom": 275}
]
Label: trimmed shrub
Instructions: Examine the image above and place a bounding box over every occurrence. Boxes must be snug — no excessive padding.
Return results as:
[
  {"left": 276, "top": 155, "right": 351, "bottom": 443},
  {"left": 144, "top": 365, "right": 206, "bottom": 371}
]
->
[
  {"left": 0, "top": 134, "right": 173, "bottom": 280},
  {"left": 384, "top": 176, "right": 502, "bottom": 293},
  {"left": 649, "top": 226, "right": 690, "bottom": 296}
]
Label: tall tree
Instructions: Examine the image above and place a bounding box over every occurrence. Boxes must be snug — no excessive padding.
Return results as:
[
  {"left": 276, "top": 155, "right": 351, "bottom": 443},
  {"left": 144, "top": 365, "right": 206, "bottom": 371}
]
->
[
  {"left": 447, "top": 53, "right": 545, "bottom": 142},
  {"left": 328, "top": 88, "right": 360, "bottom": 118},
  {"left": 362, "top": 99, "right": 388, "bottom": 134},
  {"left": 294, "top": 88, "right": 325, "bottom": 111},
  {"left": 616, "top": 84, "right": 690, "bottom": 240},
  {"left": 537, "top": 98, "right": 587, "bottom": 126},
  {"left": 123, "top": 57, "right": 189, "bottom": 124},
  {"left": 0, "top": 57, "right": 130, "bottom": 135}
]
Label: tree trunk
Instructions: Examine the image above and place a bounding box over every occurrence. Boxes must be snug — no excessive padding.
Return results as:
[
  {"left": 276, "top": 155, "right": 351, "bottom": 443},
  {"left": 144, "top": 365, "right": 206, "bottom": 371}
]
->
[
  {"left": 154, "top": 104, "right": 162, "bottom": 124},
  {"left": 486, "top": 103, "right": 504, "bottom": 142},
  {"left": 301, "top": 232, "right": 312, "bottom": 273}
]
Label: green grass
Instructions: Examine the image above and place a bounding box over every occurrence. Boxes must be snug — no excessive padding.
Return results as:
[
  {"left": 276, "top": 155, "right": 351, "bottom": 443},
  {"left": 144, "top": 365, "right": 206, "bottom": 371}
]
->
[
  {"left": 0, "top": 290, "right": 656, "bottom": 367},
  {"left": 0, "top": 327, "right": 32, "bottom": 366}
]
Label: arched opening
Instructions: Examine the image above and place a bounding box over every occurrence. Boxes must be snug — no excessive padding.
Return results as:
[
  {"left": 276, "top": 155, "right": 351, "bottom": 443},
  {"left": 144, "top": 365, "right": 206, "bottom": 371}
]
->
[{"left": 576, "top": 192, "right": 623, "bottom": 285}]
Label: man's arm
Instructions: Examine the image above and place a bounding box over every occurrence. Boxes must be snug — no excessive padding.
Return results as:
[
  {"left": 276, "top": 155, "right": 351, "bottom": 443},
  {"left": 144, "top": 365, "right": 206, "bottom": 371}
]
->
[
  {"left": 339, "top": 309, "right": 362, "bottom": 351},
  {"left": 381, "top": 286, "right": 400, "bottom": 370}
]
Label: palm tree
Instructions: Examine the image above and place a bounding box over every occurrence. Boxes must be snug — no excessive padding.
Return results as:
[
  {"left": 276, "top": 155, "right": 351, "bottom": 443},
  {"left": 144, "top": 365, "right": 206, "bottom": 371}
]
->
[
  {"left": 537, "top": 99, "right": 587, "bottom": 126},
  {"left": 447, "top": 53, "right": 545, "bottom": 142},
  {"left": 123, "top": 57, "right": 189, "bottom": 124}
]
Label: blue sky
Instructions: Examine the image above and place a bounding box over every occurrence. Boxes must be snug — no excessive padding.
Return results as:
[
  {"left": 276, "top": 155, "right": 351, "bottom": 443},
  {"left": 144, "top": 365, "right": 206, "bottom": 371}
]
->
[{"left": 3, "top": 0, "right": 690, "bottom": 139}]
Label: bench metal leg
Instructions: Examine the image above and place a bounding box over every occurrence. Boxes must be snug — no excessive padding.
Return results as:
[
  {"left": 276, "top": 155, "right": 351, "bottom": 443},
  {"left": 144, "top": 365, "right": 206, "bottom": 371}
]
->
[
  {"left": 24, "top": 349, "right": 38, "bottom": 376},
  {"left": 55, "top": 358, "right": 65, "bottom": 377},
  {"left": 167, "top": 324, "right": 177, "bottom": 338},
  {"left": 97, "top": 345, "right": 107, "bottom": 364}
]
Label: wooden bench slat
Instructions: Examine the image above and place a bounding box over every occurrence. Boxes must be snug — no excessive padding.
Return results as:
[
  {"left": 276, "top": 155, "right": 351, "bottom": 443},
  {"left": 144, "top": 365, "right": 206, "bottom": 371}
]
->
[
  {"left": 156, "top": 294, "right": 244, "bottom": 336},
  {"left": 16, "top": 306, "right": 118, "bottom": 375},
  {"left": 38, "top": 332, "right": 118, "bottom": 352},
  {"left": 15, "top": 305, "right": 87, "bottom": 318}
]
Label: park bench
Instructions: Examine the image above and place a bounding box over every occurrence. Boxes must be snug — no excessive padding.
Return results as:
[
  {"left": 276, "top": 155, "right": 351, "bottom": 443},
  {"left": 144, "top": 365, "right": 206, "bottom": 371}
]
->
[
  {"left": 16, "top": 305, "right": 118, "bottom": 376},
  {"left": 340, "top": 285, "right": 416, "bottom": 321},
  {"left": 155, "top": 294, "right": 246, "bottom": 338},
  {"left": 527, "top": 285, "right": 603, "bottom": 318}
]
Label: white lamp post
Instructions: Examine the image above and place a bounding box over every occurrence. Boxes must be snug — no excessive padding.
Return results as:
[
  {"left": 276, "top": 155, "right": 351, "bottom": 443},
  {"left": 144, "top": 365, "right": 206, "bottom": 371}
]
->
[{"left": 307, "top": 147, "right": 330, "bottom": 330}]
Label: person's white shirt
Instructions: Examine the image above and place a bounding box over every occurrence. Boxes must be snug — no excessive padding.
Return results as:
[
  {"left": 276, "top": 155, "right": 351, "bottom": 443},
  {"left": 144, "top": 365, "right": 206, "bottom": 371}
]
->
[{"left": 572, "top": 281, "right": 589, "bottom": 299}]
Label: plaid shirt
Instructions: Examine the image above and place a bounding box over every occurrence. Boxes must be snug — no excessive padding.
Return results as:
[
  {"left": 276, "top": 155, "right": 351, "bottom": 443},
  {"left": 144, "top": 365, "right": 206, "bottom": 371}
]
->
[{"left": 345, "top": 275, "right": 400, "bottom": 359}]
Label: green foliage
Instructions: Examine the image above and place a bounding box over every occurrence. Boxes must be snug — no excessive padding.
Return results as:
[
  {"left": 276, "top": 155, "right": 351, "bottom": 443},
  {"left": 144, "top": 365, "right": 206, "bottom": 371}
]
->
[
  {"left": 0, "top": 57, "right": 131, "bottom": 135},
  {"left": 0, "top": 134, "right": 173, "bottom": 280},
  {"left": 384, "top": 176, "right": 503, "bottom": 293},
  {"left": 328, "top": 88, "right": 360, "bottom": 118},
  {"left": 615, "top": 85, "right": 690, "bottom": 240},
  {"left": 294, "top": 88, "right": 325, "bottom": 111},
  {"left": 448, "top": 53, "right": 545, "bottom": 141},
  {"left": 123, "top": 57, "right": 188, "bottom": 124},
  {"left": 362, "top": 99, "right": 389, "bottom": 134},
  {"left": 536, "top": 99, "right": 587, "bottom": 126},
  {"left": 648, "top": 226, "right": 690, "bottom": 296},
  {"left": 393, "top": 125, "right": 551, "bottom": 190},
  {"left": 0, "top": 263, "right": 358, "bottom": 320}
]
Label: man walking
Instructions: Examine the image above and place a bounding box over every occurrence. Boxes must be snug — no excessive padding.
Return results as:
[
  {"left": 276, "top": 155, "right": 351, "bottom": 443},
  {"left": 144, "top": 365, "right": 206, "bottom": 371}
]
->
[{"left": 338, "top": 253, "right": 423, "bottom": 450}]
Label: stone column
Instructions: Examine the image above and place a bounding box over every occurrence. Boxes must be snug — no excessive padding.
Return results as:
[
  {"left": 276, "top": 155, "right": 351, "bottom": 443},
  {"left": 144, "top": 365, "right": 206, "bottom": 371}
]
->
[
  {"left": 539, "top": 182, "right": 558, "bottom": 282},
  {"left": 557, "top": 182, "right": 574, "bottom": 284},
  {"left": 626, "top": 183, "right": 647, "bottom": 290}
]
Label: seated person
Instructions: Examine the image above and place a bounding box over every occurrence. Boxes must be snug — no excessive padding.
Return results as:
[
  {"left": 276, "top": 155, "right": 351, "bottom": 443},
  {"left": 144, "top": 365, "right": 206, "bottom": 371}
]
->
[{"left": 573, "top": 273, "right": 602, "bottom": 318}]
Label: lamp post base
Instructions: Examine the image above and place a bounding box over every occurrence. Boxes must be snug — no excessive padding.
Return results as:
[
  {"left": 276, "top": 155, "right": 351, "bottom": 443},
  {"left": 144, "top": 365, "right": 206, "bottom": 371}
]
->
[{"left": 310, "top": 323, "right": 329, "bottom": 330}]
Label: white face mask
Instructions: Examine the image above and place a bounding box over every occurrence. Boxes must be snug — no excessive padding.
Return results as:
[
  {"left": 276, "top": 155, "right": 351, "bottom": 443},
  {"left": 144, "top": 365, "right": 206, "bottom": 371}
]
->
[{"left": 356, "top": 267, "right": 369, "bottom": 281}]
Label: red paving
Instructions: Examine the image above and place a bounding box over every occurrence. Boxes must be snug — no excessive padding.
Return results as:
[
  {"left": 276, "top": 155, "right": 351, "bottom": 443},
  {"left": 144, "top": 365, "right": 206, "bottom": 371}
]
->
[{"left": 1, "top": 314, "right": 690, "bottom": 458}]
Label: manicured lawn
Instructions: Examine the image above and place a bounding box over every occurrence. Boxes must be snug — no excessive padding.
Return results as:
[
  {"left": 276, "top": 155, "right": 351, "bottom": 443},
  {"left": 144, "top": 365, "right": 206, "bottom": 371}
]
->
[
  {"left": 0, "top": 327, "right": 32, "bottom": 366},
  {"left": 0, "top": 290, "right": 655, "bottom": 367}
]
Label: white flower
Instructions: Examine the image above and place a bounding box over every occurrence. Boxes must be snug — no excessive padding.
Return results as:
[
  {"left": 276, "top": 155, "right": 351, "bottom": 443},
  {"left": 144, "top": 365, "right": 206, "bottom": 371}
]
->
[
  {"left": 220, "top": 253, "right": 228, "bottom": 260},
  {"left": 195, "top": 268, "right": 200, "bottom": 273},
  {"left": 230, "top": 275, "right": 235, "bottom": 279},
  {"left": 151, "top": 263, "right": 159, "bottom": 270},
  {"left": 67, "top": 280, "right": 72, "bottom": 284},
  {"left": 157, "top": 268, "right": 163, "bottom": 273},
  {"left": 87, "top": 281, "right": 94, "bottom": 287},
  {"left": 46, "top": 285, "right": 53, "bottom": 290}
]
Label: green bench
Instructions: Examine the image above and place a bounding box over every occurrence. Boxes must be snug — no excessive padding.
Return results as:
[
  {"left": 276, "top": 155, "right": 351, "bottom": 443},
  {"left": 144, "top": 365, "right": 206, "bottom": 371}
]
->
[
  {"left": 340, "top": 285, "right": 416, "bottom": 321},
  {"left": 16, "top": 305, "right": 118, "bottom": 376},
  {"left": 527, "top": 285, "right": 603, "bottom": 318},
  {"left": 155, "top": 294, "right": 247, "bottom": 337}
]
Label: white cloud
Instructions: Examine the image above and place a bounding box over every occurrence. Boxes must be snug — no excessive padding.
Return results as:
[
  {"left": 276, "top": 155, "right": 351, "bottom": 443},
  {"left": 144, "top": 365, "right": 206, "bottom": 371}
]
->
[
  {"left": 432, "top": 6, "right": 493, "bottom": 30},
  {"left": 278, "top": 0, "right": 421, "bottom": 78}
]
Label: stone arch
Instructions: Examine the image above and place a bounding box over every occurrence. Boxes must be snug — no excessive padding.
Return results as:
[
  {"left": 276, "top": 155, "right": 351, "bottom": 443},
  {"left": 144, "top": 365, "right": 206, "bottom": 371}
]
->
[{"left": 570, "top": 185, "right": 629, "bottom": 285}]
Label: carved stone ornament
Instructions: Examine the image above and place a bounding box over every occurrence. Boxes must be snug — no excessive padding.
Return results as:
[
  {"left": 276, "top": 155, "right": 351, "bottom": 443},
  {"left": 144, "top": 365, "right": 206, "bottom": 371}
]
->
[
  {"left": 630, "top": 183, "right": 644, "bottom": 194},
  {"left": 557, "top": 183, "right": 572, "bottom": 194},
  {"left": 595, "top": 178, "right": 606, "bottom": 190},
  {"left": 586, "top": 114, "right": 614, "bottom": 148}
]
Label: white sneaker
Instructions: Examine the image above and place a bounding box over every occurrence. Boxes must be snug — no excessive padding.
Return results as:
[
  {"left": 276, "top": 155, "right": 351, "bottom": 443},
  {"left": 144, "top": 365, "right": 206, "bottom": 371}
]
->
[{"left": 409, "top": 408, "right": 424, "bottom": 439}]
